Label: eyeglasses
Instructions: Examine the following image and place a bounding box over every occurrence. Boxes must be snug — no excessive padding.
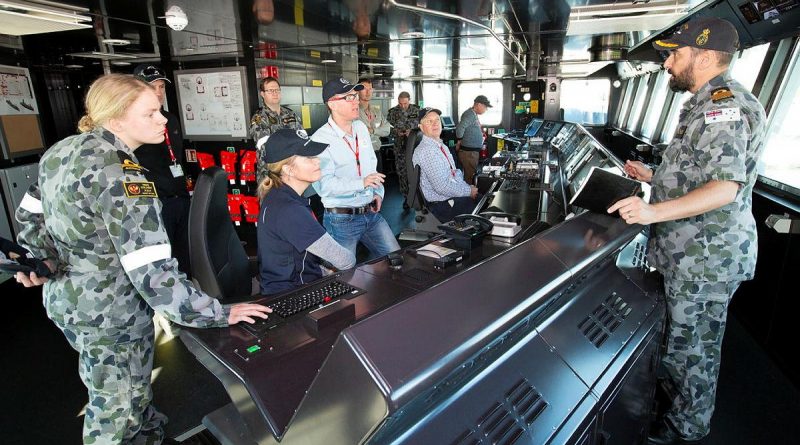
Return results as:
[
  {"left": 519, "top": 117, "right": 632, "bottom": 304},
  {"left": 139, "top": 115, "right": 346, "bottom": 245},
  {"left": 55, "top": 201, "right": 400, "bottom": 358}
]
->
[
  {"left": 262, "top": 88, "right": 281, "bottom": 94},
  {"left": 329, "top": 93, "right": 359, "bottom": 102},
  {"left": 420, "top": 118, "right": 441, "bottom": 125}
]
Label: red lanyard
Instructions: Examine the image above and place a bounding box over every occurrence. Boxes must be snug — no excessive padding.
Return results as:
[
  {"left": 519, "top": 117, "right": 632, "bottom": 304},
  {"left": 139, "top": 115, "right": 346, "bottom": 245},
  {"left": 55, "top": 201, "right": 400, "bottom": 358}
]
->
[
  {"left": 163, "top": 128, "right": 177, "bottom": 164},
  {"left": 331, "top": 123, "right": 361, "bottom": 176},
  {"left": 438, "top": 143, "right": 455, "bottom": 177},
  {"left": 343, "top": 135, "right": 361, "bottom": 176}
]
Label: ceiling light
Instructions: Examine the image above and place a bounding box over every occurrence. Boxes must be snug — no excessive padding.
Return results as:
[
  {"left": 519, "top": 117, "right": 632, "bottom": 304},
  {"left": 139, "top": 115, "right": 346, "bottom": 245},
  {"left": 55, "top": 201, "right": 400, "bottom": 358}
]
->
[
  {"left": 401, "top": 31, "right": 425, "bottom": 39},
  {"left": 0, "top": 0, "right": 92, "bottom": 36},
  {"left": 68, "top": 51, "right": 138, "bottom": 60},
  {"left": 404, "top": 55, "right": 419, "bottom": 59},
  {"left": 64, "top": 64, "right": 83, "bottom": 69},
  {"left": 321, "top": 59, "right": 336, "bottom": 64},
  {"left": 111, "top": 61, "right": 131, "bottom": 66},
  {"left": 101, "top": 38, "right": 130, "bottom": 46}
]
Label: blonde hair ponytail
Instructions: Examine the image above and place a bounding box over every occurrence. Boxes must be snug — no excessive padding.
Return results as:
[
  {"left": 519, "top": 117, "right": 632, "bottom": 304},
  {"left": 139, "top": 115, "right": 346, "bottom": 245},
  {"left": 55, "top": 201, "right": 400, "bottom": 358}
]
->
[
  {"left": 257, "top": 157, "right": 295, "bottom": 200},
  {"left": 78, "top": 74, "right": 153, "bottom": 133}
]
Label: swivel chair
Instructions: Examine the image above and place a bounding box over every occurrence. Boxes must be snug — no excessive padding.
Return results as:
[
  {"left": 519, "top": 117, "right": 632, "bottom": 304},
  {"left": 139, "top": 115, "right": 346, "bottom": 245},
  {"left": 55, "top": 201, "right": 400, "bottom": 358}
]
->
[
  {"left": 188, "top": 166, "right": 255, "bottom": 300},
  {"left": 399, "top": 130, "right": 442, "bottom": 241}
]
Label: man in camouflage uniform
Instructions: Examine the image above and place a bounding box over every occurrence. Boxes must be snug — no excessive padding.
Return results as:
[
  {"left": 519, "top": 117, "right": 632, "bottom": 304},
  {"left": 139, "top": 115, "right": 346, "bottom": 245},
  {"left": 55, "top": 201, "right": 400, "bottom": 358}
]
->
[
  {"left": 609, "top": 18, "right": 766, "bottom": 444},
  {"left": 16, "top": 75, "right": 269, "bottom": 445},
  {"left": 386, "top": 91, "right": 419, "bottom": 206},
  {"left": 249, "top": 76, "right": 303, "bottom": 184}
]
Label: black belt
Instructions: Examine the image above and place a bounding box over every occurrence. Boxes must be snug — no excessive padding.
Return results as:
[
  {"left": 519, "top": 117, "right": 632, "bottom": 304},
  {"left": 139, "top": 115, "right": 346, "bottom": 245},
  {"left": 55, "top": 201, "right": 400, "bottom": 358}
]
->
[{"left": 325, "top": 205, "right": 371, "bottom": 215}]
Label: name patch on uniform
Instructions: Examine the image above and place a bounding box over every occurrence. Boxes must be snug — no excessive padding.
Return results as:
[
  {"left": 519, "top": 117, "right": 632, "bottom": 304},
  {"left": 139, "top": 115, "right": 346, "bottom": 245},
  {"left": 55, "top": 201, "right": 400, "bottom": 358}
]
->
[
  {"left": 704, "top": 108, "right": 741, "bottom": 124},
  {"left": 711, "top": 87, "right": 734, "bottom": 103},
  {"left": 123, "top": 181, "right": 158, "bottom": 198}
]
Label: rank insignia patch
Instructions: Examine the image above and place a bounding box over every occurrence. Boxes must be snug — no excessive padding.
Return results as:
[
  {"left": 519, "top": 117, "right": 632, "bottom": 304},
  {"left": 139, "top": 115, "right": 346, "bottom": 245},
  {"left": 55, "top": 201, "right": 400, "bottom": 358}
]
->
[
  {"left": 121, "top": 159, "right": 145, "bottom": 174},
  {"left": 711, "top": 87, "right": 734, "bottom": 102},
  {"left": 123, "top": 181, "right": 158, "bottom": 198}
]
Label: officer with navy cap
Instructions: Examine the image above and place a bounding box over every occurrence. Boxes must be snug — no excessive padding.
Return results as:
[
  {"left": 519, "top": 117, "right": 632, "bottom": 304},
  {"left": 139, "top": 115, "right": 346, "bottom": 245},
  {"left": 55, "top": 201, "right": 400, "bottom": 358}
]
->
[
  {"left": 608, "top": 17, "right": 767, "bottom": 444},
  {"left": 132, "top": 64, "right": 193, "bottom": 277}
]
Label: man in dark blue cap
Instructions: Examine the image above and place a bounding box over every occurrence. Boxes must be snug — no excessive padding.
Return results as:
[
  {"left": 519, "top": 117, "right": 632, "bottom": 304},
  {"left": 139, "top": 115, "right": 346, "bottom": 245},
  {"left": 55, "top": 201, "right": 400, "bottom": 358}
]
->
[
  {"left": 413, "top": 107, "right": 478, "bottom": 222},
  {"left": 133, "top": 64, "right": 192, "bottom": 277},
  {"left": 455, "top": 94, "right": 492, "bottom": 184},
  {"left": 310, "top": 78, "right": 400, "bottom": 260},
  {"left": 607, "top": 17, "right": 767, "bottom": 444}
]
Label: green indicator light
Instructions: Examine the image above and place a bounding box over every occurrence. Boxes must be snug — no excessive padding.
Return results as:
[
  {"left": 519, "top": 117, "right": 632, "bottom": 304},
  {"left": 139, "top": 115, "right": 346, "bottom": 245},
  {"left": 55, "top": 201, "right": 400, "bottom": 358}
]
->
[{"left": 247, "top": 345, "right": 261, "bottom": 354}]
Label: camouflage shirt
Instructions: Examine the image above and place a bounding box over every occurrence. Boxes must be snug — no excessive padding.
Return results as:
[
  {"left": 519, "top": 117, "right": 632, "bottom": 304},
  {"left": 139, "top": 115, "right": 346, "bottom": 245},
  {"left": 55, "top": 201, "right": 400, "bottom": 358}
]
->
[
  {"left": 386, "top": 103, "right": 420, "bottom": 138},
  {"left": 249, "top": 105, "right": 303, "bottom": 184},
  {"left": 648, "top": 73, "right": 766, "bottom": 282},
  {"left": 16, "top": 129, "right": 229, "bottom": 337}
]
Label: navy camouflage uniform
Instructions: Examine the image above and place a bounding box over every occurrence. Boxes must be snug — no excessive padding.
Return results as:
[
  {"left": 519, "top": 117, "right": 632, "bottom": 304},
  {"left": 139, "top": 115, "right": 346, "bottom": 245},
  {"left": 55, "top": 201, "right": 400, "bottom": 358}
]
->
[
  {"left": 386, "top": 103, "right": 420, "bottom": 198},
  {"left": 16, "top": 128, "right": 230, "bottom": 445},
  {"left": 648, "top": 73, "right": 766, "bottom": 439},
  {"left": 249, "top": 105, "right": 303, "bottom": 184}
]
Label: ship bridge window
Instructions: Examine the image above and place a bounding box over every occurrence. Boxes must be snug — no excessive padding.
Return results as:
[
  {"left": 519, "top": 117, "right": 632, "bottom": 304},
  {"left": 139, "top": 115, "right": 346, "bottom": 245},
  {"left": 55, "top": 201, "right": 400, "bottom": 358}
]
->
[
  {"left": 731, "top": 43, "right": 770, "bottom": 92},
  {"left": 641, "top": 71, "right": 669, "bottom": 140},
  {"left": 761, "top": 42, "right": 800, "bottom": 191},
  {"left": 393, "top": 80, "right": 415, "bottom": 104},
  {"left": 660, "top": 91, "right": 692, "bottom": 143},
  {"left": 457, "top": 81, "right": 503, "bottom": 126},
  {"left": 561, "top": 78, "right": 610, "bottom": 125},
  {"left": 626, "top": 75, "right": 650, "bottom": 132},
  {"left": 422, "top": 82, "right": 453, "bottom": 118}
]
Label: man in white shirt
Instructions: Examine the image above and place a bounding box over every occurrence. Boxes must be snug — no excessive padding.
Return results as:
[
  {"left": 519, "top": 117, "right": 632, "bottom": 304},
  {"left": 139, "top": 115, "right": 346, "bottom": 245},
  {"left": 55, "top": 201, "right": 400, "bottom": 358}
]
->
[
  {"left": 311, "top": 78, "right": 400, "bottom": 258},
  {"left": 413, "top": 107, "right": 479, "bottom": 222}
]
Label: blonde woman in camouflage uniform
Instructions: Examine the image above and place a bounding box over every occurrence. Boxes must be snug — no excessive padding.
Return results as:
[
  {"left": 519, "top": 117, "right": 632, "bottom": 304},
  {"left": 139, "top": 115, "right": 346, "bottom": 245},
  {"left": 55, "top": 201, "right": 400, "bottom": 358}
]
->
[
  {"left": 609, "top": 18, "right": 766, "bottom": 445},
  {"left": 15, "top": 74, "right": 271, "bottom": 445}
]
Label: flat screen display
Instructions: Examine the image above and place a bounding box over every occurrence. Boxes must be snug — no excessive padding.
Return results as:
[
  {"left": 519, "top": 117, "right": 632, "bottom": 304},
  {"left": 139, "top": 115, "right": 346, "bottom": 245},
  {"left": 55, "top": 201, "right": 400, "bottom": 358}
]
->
[
  {"left": 739, "top": 0, "right": 798, "bottom": 23},
  {"left": 441, "top": 116, "right": 455, "bottom": 127},
  {"left": 524, "top": 118, "right": 544, "bottom": 137}
]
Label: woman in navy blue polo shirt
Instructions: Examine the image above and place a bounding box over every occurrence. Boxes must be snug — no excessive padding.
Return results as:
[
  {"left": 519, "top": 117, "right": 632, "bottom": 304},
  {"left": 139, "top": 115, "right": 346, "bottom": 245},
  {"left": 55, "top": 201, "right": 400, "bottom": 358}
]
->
[{"left": 257, "top": 129, "right": 356, "bottom": 295}]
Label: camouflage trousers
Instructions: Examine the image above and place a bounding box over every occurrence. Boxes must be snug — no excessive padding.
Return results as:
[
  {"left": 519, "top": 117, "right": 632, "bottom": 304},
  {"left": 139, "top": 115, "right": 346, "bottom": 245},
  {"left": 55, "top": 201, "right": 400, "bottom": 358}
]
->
[
  {"left": 662, "top": 279, "right": 740, "bottom": 440},
  {"left": 59, "top": 321, "right": 167, "bottom": 445},
  {"left": 393, "top": 137, "right": 409, "bottom": 198}
]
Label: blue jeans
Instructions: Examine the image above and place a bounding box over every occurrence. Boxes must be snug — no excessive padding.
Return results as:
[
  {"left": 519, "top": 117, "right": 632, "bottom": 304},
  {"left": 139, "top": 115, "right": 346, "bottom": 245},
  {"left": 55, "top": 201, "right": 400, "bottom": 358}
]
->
[{"left": 323, "top": 211, "right": 400, "bottom": 259}]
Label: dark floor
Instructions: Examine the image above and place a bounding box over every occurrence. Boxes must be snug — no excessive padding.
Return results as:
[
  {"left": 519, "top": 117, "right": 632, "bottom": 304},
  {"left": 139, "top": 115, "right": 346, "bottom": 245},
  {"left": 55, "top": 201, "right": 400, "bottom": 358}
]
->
[{"left": 3, "top": 178, "right": 799, "bottom": 444}]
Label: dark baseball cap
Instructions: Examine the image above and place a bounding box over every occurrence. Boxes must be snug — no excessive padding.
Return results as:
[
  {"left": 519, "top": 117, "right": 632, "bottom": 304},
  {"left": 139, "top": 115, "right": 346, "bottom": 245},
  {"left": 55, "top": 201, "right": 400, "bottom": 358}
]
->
[
  {"left": 474, "top": 95, "right": 493, "bottom": 107},
  {"left": 653, "top": 17, "right": 739, "bottom": 53},
  {"left": 418, "top": 107, "right": 442, "bottom": 121},
  {"left": 133, "top": 64, "right": 171, "bottom": 83},
  {"left": 322, "top": 77, "right": 364, "bottom": 103},
  {"left": 260, "top": 128, "right": 328, "bottom": 164}
]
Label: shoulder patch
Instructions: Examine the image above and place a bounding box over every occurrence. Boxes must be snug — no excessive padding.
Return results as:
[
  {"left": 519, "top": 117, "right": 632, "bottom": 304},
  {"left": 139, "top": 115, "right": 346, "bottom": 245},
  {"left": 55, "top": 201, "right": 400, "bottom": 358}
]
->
[
  {"left": 251, "top": 114, "right": 262, "bottom": 125},
  {"left": 704, "top": 108, "right": 741, "bottom": 124},
  {"left": 711, "top": 87, "right": 734, "bottom": 103},
  {"left": 123, "top": 181, "right": 158, "bottom": 198},
  {"left": 117, "top": 150, "right": 145, "bottom": 174}
]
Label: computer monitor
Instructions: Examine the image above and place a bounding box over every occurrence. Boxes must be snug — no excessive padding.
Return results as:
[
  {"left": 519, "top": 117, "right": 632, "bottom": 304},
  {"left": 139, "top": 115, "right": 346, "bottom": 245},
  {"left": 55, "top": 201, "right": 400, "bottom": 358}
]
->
[
  {"left": 441, "top": 116, "right": 455, "bottom": 127},
  {"left": 524, "top": 118, "right": 544, "bottom": 137}
]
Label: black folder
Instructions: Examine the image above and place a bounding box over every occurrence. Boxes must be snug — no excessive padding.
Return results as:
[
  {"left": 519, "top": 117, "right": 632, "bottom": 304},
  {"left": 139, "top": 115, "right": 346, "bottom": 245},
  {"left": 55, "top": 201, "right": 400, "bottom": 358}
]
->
[{"left": 569, "top": 167, "right": 642, "bottom": 216}]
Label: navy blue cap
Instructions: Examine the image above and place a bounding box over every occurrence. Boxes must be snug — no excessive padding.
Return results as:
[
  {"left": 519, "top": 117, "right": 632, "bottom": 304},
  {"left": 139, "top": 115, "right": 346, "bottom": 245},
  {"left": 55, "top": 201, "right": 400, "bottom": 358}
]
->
[
  {"left": 322, "top": 77, "right": 364, "bottom": 102},
  {"left": 133, "top": 64, "right": 170, "bottom": 83},
  {"left": 653, "top": 17, "right": 739, "bottom": 53},
  {"left": 259, "top": 129, "right": 328, "bottom": 164},
  {"left": 418, "top": 107, "right": 442, "bottom": 121}
]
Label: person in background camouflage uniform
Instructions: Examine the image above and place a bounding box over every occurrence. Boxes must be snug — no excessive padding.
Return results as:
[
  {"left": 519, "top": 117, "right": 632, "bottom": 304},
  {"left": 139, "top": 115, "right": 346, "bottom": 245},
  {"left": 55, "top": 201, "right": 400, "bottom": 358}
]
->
[
  {"left": 609, "top": 18, "right": 766, "bottom": 445},
  {"left": 250, "top": 76, "right": 303, "bottom": 184},
  {"left": 15, "top": 74, "right": 271, "bottom": 445},
  {"left": 357, "top": 78, "right": 391, "bottom": 173},
  {"left": 386, "top": 91, "right": 419, "bottom": 207}
]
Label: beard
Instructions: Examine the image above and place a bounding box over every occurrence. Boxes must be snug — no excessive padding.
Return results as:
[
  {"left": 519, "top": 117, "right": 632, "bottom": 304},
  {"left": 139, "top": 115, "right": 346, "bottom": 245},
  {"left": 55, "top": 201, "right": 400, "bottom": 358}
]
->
[{"left": 668, "top": 60, "right": 695, "bottom": 92}]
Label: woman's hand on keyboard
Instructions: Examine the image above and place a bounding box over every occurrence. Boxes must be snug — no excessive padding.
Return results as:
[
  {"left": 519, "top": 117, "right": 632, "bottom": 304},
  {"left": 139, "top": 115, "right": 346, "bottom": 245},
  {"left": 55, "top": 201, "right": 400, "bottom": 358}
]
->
[{"left": 228, "top": 303, "right": 273, "bottom": 325}]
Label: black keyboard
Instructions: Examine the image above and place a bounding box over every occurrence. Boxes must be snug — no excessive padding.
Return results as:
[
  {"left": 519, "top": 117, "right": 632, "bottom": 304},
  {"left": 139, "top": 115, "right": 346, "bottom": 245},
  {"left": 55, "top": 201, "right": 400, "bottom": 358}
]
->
[
  {"left": 241, "top": 278, "right": 364, "bottom": 337},
  {"left": 270, "top": 279, "right": 362, "bottom": 318}
]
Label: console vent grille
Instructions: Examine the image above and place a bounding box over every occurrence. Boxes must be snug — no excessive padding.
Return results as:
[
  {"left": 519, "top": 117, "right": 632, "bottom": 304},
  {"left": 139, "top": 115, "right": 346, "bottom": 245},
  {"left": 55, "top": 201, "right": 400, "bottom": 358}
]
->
[{"left": 578, "top": 292, "right": 632, "bottom": 347}]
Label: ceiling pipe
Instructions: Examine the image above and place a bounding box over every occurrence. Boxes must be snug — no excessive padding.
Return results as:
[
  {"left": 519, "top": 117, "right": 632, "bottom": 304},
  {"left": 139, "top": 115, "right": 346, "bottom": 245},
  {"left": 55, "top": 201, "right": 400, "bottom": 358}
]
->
[{"left": 385, "top": 0, "right": 527, "bottom": 74}]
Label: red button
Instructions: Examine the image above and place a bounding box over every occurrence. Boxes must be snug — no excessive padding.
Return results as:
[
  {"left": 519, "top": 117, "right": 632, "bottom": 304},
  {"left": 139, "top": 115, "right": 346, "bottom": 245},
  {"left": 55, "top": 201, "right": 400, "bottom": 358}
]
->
[{"left": 323, "top": 296, "right": 332, "bottom": 303}]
